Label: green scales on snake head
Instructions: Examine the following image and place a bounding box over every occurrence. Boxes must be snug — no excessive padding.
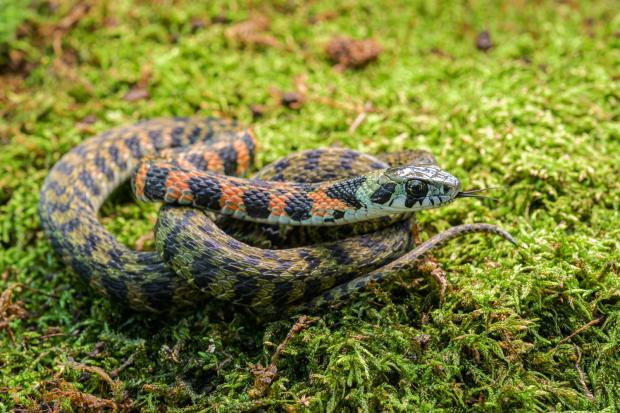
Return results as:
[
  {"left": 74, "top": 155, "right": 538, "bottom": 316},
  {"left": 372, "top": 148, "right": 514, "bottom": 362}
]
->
[{"left": 38, "top": 117, "right": 516, "bottom": 313}]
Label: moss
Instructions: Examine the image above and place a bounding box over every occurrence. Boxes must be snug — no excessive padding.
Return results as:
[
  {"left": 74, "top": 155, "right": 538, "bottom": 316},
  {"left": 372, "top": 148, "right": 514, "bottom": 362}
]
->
[
  {"left": 0, "top": 0, "right": 31, "bottom": 59},
  {"left": 1, "top": 0, "right": 620, "bottom": 411}
]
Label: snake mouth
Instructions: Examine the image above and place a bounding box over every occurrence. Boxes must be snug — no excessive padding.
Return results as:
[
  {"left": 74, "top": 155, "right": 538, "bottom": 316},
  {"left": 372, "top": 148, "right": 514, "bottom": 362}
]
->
[{"left": 456, "top": 188, "right": 498, "bottom": 201}]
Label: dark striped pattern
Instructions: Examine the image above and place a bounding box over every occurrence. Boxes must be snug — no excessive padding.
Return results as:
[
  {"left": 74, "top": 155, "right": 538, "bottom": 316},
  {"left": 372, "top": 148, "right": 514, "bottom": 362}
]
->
[
  {"left": 324, "top": 176, "right": 366, "bottom": 208},
  {"left": 188, "top": 175, "right": 223, "bottom": 211}
]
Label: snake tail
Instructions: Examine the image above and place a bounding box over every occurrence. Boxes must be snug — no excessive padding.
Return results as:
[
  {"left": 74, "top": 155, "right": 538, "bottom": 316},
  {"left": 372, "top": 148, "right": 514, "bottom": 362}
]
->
[{"left": 296, "top": 223, "right": 517, "bottom": 311}]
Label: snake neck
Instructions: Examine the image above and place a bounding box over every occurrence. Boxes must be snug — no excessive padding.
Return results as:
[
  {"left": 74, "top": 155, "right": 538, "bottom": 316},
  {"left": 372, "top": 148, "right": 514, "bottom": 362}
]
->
[
  {"left": 132, "top": 160, "right": 455, "bottom": 225},
  {"left": 133, "top": 160, "right": 379, "bottom": 225}
]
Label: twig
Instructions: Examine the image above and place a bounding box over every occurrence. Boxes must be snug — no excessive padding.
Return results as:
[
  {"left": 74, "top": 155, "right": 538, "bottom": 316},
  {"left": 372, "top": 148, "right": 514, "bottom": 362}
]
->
[
  {"left": 347, "top": 102, "right": 374, "bottom": 134},
  {"left": 51, "top": 2, "right": 92, "bottom": 55},
  {"left": 110, "top": 353, "right": 138, "bottom": 378},
  {"left": 270, "top": 315, "right": 318, "bottom": 366},
  {"left": 348, "top": 112, "right": 367, "bottom": 134},
  {"left": 16, "top": 284, "right": 60, "bottom": 298},
  {"left": 55, "top": 1, "right": 92, "bottom": 32},
  {"left": 559, "top": 317, "right": 602, "bottom": 344},
  {"left": 65, "top": 358, "right": 115, "bottom": 388},
  {"left": 310, "top": 95, "right": 383, "bottom": 114},
  {"left": 39, "top": 332, "right": 65, "bottom": 340},
  {"left": 574, "top": 345, "right": 595, "bottom": 401},
  {"left": 249, "top": 315, "right": 318, "bottom": 398}
]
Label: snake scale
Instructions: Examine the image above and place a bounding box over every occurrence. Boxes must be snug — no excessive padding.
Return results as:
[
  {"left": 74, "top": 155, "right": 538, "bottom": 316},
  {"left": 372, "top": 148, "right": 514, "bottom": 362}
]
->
[{"left": 38, "top": 117, "right": 515, "bottom": 313}]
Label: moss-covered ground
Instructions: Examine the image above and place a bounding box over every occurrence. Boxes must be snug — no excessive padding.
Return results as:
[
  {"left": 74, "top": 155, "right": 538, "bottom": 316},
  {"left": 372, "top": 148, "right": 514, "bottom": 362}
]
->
[{"left": 1, "top": 0, "right": 620, "bottom": 411}]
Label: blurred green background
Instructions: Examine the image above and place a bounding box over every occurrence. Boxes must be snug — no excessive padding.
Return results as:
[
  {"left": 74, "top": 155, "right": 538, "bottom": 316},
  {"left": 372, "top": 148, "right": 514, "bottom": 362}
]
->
[{"left": 1, "top": 0, "right": 619, "bottom": 411}]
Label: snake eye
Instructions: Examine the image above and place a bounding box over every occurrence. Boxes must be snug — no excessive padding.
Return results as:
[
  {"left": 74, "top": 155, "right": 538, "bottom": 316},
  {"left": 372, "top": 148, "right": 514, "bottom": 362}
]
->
[{"left": 406, "top": 180, "right": 428, "bottom": 198}]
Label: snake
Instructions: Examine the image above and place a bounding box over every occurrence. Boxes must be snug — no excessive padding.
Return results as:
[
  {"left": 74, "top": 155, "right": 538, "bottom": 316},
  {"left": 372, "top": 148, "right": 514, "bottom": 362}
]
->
[{"left": 38, "top": 117, "right": 516, "bottom": 313}]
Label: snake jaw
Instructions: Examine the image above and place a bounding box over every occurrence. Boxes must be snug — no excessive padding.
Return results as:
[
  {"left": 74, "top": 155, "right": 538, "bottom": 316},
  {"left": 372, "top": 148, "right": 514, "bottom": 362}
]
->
[{"left": 387, "top": 193, "right": 457, "bottom": 211}]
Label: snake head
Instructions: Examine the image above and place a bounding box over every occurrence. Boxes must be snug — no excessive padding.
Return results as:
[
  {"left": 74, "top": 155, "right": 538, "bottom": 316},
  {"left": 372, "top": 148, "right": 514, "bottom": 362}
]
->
[{"left": 370, "top": 165, "right": 461, "bottom": 211}]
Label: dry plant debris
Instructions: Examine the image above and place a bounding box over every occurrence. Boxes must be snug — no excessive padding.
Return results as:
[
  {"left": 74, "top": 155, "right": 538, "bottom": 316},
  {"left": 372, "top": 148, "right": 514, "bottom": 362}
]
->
[
  {"left": 249, "top": 315, "right": 318, "bottom": 398},
  {"left": 0, "top": 284, "right": 28, "bottom": 344},
  {"left": 41, "top": 380, "right": 130, "bottom": 411},
  {"left": 225, "top": 15, "right": 281, "bottom": 49},
  {"left": 325, "top": 36, "right": 382, "bottom": 70}
]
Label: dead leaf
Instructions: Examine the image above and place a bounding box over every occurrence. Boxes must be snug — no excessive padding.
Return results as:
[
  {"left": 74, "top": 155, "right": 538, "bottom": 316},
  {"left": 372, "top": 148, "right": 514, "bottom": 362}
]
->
[
  {"left": 325, "top": 36, "right": 382, "bottom": 70},
  {"left": 225, "top": 15, "right": 280, "bottom": 48}
]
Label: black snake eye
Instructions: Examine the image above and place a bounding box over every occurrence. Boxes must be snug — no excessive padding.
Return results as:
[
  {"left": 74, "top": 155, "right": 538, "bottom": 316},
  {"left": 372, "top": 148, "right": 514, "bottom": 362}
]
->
[{"left": 406, "top": 180, "right": 428, "bottom": 197}]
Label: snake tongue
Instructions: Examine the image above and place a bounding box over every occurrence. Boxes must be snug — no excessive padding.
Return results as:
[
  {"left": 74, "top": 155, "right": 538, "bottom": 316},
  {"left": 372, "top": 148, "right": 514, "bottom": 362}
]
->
[{"left": 456, "top": 188, "right": 498, "bottom": 201}]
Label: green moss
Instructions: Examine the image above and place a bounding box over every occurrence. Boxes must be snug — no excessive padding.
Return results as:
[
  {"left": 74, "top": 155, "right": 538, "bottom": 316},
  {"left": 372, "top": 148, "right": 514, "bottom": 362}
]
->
[
  {"left": 1, "top": 0, "right": 619, "bottom": 411},
  {"left": 0, "top": 0, "right": 31, "bottom": 58}
]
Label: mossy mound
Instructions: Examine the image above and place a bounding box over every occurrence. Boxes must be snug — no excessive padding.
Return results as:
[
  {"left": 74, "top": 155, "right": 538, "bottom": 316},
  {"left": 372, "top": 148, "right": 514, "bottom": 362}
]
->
[{"left": 1, "top": 1, "right": 619, "bottom": 411}]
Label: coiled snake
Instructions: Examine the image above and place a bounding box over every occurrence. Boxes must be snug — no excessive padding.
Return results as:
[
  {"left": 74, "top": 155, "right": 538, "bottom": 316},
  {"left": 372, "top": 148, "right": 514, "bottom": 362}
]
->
[{"left": 38, "top": 117, "right": 515, "bottom": 313}]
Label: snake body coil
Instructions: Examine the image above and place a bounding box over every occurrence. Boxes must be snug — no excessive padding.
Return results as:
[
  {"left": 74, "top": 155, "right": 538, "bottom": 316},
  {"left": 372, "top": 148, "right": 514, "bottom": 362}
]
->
[{"left": 39, "top": 117, "right": 515, "bottom": 312}]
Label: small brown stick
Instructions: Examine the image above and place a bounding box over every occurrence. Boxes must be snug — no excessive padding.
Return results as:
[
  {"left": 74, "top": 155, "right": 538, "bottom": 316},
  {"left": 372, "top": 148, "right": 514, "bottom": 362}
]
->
[
  {"left": 559, "top": 317, "right": 602, "bottom": 344},
  {"left": 64, "top": 358, "right": 132, "bottom": 407},
  {"left": 15, "top": 284, "right": 60, "bottom": 298},
  {"left": 110, "top": 353, "right": 138, "bottom": 378},
  {"left": 65, "top": 358, "right": 116, "bottom": 388},
  {"left": 39, "top": 332, "right": 65, "bottom": 340},
  {"left": 249, "top": 315, "right": 318, "bottom": 398},
  {"left": 347, "top": 102, "right": 375, "bottom": 134},
  {"left": 310, "top": 95, "right": 383, "bottom": 114},
  {"left": 574, "top": 345, "right": 595, "bottom": 401},
  {"left": 270, "top": 315, "right": 319, "bottom": 365},
  {"left": 348, "top": 112, "right": 367, "bottom": 134},
  {"left": 49, "top": 1, "right": 93, "bottom": 66},
  {"left": 55, "top": 1, "right": 93, "bottom": 32}
]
